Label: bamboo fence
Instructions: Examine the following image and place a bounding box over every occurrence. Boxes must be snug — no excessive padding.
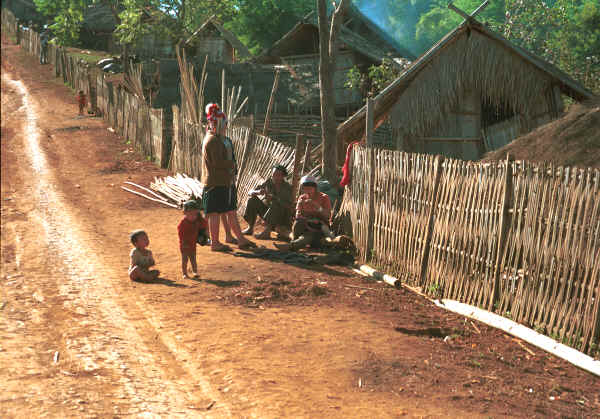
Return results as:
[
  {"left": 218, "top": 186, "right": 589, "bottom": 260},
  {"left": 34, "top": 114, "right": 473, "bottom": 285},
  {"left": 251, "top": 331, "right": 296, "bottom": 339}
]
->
[{"left": 339, "top": 144, "right": 600, "bottom": 354}]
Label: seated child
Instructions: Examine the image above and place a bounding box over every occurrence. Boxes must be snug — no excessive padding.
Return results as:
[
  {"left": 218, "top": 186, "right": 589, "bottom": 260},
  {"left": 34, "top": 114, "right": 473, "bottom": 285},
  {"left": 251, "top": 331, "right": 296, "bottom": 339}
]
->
[
  {"left": 178, "top": 200, "right": 208, "bottom": 279},
  {"left": 128, "top": 230, "right": 160, "bottom": 282}
]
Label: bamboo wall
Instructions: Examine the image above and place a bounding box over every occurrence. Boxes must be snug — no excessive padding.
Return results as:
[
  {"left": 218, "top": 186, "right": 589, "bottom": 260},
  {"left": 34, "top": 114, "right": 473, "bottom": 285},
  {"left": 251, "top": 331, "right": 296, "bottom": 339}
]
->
[{"left": 339, "top": 145, "right": 600, "bottom": 355}]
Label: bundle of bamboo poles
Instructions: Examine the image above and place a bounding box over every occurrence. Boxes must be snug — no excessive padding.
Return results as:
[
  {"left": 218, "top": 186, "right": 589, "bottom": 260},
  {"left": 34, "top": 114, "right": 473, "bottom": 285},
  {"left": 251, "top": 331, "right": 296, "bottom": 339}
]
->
[
  {"left": 224, "top": 84, "right": 248, "bottom": 123},
  {"left": 176, "top": 45, "right": 208, "bottom": 125},
  {"left": 124, "top": 63, "right": 145, "bottom": 100},
  {"left": 120, "top": 174, "right": 203, "bottom": 208}
]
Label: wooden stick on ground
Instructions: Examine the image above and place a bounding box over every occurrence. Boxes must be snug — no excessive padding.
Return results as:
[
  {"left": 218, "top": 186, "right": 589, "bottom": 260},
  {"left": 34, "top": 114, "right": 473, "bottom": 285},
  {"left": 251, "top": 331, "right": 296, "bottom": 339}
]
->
[
  {"left": 120, "top": 186, "right": 179, "bottom": 208},
  {"left": 470, "top": 320, "right": 482, "bottom": 334}
]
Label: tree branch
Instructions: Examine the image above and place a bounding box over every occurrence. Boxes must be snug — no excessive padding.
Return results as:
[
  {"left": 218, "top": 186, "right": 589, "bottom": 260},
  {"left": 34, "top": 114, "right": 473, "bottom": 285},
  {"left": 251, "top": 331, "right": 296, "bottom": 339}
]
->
[{"left": 328, "top": 0, "right": 348, "bottom": 60}]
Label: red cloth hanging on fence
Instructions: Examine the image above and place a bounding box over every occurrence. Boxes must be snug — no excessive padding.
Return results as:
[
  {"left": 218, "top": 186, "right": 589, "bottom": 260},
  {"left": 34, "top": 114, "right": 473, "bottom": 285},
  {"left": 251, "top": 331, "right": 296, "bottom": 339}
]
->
[{"left": 340, "top": 141, "right": 361, "bottom": 187}]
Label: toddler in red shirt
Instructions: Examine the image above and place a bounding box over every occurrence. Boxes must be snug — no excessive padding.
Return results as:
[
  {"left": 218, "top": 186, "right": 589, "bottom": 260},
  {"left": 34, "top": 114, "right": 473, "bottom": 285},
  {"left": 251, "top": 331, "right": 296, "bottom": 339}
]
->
[
  {"left": 178, "top": 200, "right": 208, "bottom": 279},
  {"left": 77, "top": 90, "right": 87, "bottom": 116}
]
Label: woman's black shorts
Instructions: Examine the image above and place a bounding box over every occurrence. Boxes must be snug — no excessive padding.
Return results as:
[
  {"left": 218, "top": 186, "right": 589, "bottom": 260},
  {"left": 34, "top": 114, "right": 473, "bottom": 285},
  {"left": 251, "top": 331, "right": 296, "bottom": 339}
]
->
[{"left": 203, "top": 184, "right": 237, "bottom": 214}]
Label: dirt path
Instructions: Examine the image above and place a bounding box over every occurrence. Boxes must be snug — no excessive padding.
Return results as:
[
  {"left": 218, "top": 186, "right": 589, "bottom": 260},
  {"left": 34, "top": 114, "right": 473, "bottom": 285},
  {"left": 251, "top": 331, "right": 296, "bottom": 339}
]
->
[{"left": 1, "top": 36, "right": 598, "bottom": 418}]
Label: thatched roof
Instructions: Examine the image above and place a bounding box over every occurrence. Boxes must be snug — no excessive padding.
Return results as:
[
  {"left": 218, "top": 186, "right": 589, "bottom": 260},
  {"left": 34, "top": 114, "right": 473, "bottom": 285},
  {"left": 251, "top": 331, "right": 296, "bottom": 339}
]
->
[
  {"left": 337, "top": 20, "right": 596, "bottom": 143},
  {"left": 257, "top": 9, "right": 414, "bottom": 64},
  {"left": 185, "top": 15, "right": 252, "bottom": 59}
]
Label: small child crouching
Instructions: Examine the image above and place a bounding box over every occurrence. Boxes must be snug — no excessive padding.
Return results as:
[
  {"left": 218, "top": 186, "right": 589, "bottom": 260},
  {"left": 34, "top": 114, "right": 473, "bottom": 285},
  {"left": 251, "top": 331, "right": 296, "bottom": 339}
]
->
[
  {"left": 178, "top": 200, "right": 208, "bottom": 279},
  {"left": 128, "top": 230, "right": 160, "bottom": 282}
]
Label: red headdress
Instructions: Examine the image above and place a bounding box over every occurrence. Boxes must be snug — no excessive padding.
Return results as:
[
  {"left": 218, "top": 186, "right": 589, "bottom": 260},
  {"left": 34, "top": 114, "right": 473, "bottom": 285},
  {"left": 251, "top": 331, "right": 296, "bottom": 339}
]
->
[{"left": 206, "top": 103, "right": 226, "bottom": 122}]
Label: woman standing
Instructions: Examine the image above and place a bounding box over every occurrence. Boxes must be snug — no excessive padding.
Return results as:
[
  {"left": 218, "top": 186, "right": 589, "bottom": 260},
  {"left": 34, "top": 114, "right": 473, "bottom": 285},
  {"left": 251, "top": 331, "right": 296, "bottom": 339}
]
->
[{"left": 201, "top": 104, "right": 255, "bottom": 251}]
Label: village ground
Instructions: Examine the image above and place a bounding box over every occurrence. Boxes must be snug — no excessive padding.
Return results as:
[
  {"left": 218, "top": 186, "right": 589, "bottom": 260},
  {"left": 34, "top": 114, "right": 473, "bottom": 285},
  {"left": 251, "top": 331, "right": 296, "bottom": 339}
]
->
[{"left": 1, "top": 35, "right": 599, "bottom": 418}]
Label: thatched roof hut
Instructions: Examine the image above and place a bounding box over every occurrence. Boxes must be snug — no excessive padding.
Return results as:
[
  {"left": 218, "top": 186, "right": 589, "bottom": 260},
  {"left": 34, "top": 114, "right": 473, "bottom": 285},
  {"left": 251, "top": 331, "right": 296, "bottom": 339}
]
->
[
  {"left": 337, "top": 19, "right": 596, "bottom": 161},
  {"left": 184, "top": 15, "right": 251, "bottom": 64}
]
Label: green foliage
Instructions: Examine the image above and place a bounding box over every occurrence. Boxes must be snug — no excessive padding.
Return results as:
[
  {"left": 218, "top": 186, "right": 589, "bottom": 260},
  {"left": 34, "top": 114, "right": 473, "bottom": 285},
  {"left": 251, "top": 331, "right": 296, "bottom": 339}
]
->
[
  {"left": 415, "top": 0, "right": 505, "bottom": 50},
  {"left": 34, "top": 0, "right": 87, "bottom": 46},
  {"left": 345, "top": 58, "right": 409, "bottom": 99},
  {"left": 226, "top": 0, "right": 313, "bottom": 55},
  {"left": 500, "top": 0, "right": 600, "bottom": 94}
]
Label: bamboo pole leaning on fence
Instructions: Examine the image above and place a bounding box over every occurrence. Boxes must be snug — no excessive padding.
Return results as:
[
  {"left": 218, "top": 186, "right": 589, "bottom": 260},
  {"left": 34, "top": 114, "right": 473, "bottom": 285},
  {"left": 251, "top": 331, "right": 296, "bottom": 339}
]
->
[
  {"left": 291, "top": 134, "right": 306, "bottom": 199},
  {"left": 365, "top": 98, "right": 376, "bottom": 261},
  {"left": 263, "top": 70, "right": 281, "bottom": 136}
]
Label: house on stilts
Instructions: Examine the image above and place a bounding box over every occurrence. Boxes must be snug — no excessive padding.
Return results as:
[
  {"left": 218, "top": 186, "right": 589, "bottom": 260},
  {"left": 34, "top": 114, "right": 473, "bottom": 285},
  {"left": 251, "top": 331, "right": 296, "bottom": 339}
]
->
[{"left": 336, "top": 14, "right": 596, "bottom": 161}]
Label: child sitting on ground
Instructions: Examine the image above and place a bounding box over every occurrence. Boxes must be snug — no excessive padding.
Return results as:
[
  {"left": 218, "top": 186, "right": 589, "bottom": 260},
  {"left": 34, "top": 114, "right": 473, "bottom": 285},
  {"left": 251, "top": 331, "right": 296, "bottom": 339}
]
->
[
  {"left": 128, "top": 230, "right": 160, "bottom": 282},
  {"left": 178, "top": 200, "right": 208, "bottom": 279},
  {"left": 76, "top": 90, "right": 87, "bottom": 116}
]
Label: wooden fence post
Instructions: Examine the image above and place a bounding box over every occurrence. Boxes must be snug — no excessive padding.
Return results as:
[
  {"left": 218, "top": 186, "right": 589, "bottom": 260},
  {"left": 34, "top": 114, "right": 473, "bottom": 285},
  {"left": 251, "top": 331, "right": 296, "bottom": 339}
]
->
[
  {"left": 365, "top": 98, "right": 376, "bottom": 261},
  {"left": 221, "top": 68, "right": 226, "bottom": 110},
  {"left": 263, "top": 70, "right": 280, "bottom": 136},
  {"left": 489, "top": 153, "right": 513, "bottom": 312},
  {"left": 170, "top": 105, "right": 179, "bottom": 170},
  {"left": 301, "top": 141, "right": 311, "bottom": 178},
  {"left": 419, "top": 155, "right": 444, "bottom": 286},
  {"left": 291, "top": 134, "right": 306, "bottom": 199}
]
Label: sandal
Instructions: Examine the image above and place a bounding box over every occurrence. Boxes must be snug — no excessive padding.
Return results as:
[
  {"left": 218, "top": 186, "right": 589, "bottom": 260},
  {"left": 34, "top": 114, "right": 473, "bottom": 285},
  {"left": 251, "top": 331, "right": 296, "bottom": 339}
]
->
[{"left": 211, "top": 243, "right": 232, "bottom": 252}]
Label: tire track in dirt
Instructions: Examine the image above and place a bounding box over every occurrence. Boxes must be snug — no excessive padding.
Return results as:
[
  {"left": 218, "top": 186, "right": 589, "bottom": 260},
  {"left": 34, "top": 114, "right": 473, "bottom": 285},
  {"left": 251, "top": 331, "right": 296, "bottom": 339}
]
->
[{"left": 1, "top": 73, "right": 231, "bottom": 417}]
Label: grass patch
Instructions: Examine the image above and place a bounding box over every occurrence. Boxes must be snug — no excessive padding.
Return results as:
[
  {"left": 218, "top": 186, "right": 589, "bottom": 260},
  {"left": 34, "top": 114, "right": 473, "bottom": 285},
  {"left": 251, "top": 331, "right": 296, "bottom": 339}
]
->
[{"left": 68, "top": 51, "right": 110, "bottom": 64}]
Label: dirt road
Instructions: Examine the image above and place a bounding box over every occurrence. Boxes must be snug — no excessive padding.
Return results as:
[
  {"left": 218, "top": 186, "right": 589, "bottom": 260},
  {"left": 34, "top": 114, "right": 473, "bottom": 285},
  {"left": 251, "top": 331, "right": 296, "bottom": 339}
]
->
[{"left": 1, "top": 36, "right": 598, "bottom": 418}]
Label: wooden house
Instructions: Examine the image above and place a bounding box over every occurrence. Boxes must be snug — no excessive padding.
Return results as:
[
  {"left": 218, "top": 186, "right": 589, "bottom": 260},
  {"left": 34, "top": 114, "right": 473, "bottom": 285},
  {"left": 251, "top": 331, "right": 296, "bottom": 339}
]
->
[
  {"left": 80, "top": 3, "right": 119, "bottom": 53},
  {"left": 183, "top": 15, "right": 252, "bottom": 64},
  {"left": 256, "top": 5, "right": 415, "bottom": 113},
  {"left": 336, "top": 18, "right": 595, "bottom": 161}
]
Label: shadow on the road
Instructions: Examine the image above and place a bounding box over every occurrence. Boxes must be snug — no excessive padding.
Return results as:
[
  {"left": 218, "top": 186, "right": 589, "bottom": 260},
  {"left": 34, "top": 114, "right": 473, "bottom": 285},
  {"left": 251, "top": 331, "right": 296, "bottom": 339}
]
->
[
  {"left": 395, "top": 327, "right": 449, "bottom": 338},
  {"left": 204, "top": 279, "right": 244, "bottom": 287},
  {"left": 133, "top": 277, "right": 188, "bottom": 288},
  {"left": 231, "top": 249, "right": 354, "bottom": 278}
]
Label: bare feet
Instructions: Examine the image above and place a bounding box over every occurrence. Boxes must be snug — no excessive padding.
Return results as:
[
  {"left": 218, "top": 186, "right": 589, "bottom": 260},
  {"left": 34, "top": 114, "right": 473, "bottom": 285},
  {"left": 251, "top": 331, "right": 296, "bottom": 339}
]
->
[
  {"left": 211, "top": 243, "right": 233, "bottom": 252},
  {"left": 225, "top": 236, "right": 238, "bottom": 244}
]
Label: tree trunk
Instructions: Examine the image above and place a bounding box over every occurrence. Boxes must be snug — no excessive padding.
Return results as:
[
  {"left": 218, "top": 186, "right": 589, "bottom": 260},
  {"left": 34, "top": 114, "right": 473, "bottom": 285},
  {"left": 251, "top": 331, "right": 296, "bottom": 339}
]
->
[{"left": 317, "top": 0, "right": 347, "bottom": 185}]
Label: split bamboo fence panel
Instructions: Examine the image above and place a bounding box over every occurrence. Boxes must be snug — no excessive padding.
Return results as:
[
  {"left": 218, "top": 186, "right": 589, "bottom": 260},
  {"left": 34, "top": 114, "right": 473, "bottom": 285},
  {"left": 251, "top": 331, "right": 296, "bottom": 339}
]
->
[
  {"left": 233, "top": 130, "right": 296, "bottom": 216},
  {"left": 169, "top": 107, "right": 205, "bottom": 179},
  {"left": 372, "top": 151, "right": 435, "bottom": 285},
  {"left": 423, "top": 159, "right": 507, "bottom": 307},
  {"left": 339, "top": 146, "right": 370, "bottom": 262},
  {"left": 496, "top": 163, "right": 600, "bottom": 353}
]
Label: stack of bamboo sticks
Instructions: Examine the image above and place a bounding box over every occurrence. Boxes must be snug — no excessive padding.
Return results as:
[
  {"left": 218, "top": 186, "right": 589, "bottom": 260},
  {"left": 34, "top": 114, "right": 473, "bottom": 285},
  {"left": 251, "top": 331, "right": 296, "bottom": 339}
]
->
[
  {"left": 177, "top": 45, "right": 208, "bottom": 126},
  {"left": 120, "top": 174, "right": 203, "bottom": 208}
]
